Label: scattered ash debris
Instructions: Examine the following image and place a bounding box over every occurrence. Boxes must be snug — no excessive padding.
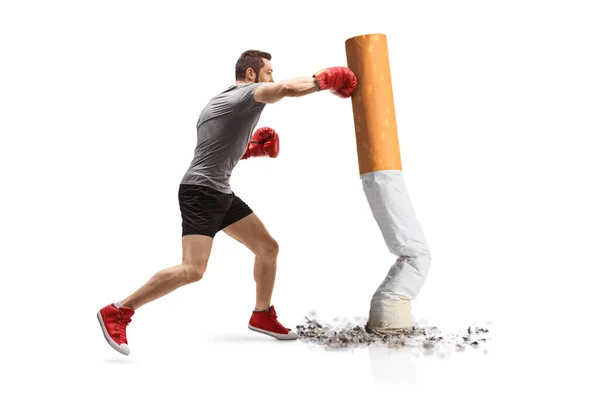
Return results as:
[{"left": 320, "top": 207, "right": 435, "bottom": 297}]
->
[{"left": 296, "top": 311, "right": 491, "bottom": 356}]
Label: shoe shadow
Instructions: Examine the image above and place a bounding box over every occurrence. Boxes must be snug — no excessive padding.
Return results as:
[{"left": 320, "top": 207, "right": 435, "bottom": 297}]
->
[
  {"left": 104, "top": 357, "right": 134, "bottom": 364},
  {"left": 211, "top": 334, "right": 279, "bottom": 343}
]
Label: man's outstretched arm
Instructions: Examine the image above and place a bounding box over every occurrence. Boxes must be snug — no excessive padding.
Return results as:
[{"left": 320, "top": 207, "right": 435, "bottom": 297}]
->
[
  {"left": 253, "top": 67, "right": 357, "bottom": 104},
  {"left": 253, "top": 77, "right": 319, "bottom": 104}
]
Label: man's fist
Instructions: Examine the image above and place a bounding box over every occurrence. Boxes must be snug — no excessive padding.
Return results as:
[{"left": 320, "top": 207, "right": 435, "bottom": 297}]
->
[
  {"left": 241, "top": 127, "right": 280, "bottom": 160},
  {"left": 313, "top": 66, "right": 357, "bottom": 98}
]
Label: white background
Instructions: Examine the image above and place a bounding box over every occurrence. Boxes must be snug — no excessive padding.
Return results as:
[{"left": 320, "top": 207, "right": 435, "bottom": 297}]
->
[{"left": 1, "top": 0, "right": 599, "bottom": 398}]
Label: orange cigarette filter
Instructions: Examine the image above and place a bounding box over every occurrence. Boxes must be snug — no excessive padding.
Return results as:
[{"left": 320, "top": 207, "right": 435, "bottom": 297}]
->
[{"left": 345, "top": 33, "right": 402, "bottom": 175}]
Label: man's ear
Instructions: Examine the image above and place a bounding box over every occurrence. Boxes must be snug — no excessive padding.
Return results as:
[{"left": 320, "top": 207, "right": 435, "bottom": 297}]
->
[{"left": 246, "top": 67, "right": 256, "bottom": 81}]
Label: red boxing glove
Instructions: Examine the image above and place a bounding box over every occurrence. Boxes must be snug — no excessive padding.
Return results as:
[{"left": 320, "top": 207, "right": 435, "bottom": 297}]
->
[
  {"left": 241, "top": 127, "right": 280, "bottom": 159},
  {"left": 313, "top": 66, "right": 358, "bottom": 98}
]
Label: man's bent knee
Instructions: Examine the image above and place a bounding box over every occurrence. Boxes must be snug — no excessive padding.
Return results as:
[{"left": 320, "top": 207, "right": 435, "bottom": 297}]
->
[
  {"left": 182, "top": 262, "right": 206, "bottom": 283},
  {"left": 257, "top": 238, "right": 279, "bottom": 258}
]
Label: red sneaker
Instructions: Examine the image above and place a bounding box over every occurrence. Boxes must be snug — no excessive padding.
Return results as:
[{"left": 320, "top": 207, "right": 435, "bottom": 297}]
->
[
  {"left": 97, "top": 303, "right": 134, "bottom": 355},
  {"left": 248, "top": 305, "right": 298, "bottom": 340}
]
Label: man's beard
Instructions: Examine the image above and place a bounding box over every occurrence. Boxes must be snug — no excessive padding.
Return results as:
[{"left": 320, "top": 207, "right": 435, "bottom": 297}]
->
[{"left": 254, "top": 75, "right": 259, "bottom": 83}]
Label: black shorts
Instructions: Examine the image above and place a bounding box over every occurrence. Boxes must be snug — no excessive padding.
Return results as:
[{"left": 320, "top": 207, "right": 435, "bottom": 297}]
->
[{"left": 178, "top": 184, "right": 253, "bottom": 238}]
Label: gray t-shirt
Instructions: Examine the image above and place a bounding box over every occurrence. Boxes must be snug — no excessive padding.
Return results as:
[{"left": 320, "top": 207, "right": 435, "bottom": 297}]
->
[{"left": 180, "top": 82, "right": 266, "bottom": 193}]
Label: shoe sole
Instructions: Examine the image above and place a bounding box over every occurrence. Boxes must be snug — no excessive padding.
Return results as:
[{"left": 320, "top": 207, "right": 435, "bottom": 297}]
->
[
  {"left": 248, "top": 324, "right": 298, "bottom": 340},
  {"left": 97, "top": 311, "right": 131, "bottom": 356}
]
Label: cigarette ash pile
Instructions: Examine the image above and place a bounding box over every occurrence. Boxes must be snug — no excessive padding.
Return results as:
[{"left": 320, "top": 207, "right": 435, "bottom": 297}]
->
[{"left": 296, "top": 312, "right": 491, "bottom": 355}]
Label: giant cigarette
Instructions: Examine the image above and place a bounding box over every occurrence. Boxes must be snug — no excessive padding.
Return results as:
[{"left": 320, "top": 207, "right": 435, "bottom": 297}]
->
[{"left": 345, "top": 33, "right": 431, "bottom": 331}]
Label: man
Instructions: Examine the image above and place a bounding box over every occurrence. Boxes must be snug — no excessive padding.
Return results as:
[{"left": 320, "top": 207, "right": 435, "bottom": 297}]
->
[{"left": 97, "top": 50, "right": 357, "bottom": 356}]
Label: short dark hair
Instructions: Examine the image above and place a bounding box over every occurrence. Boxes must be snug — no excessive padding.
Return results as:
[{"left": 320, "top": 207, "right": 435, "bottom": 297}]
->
[{"left": 235, "top": 50, "right": 271, "bottom": 81}]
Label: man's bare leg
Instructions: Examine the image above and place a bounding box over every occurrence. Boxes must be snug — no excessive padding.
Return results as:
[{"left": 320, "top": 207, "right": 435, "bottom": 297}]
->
[
  {"left": 222, "top": 213, "right": 278, "bottom": 310},
  {"left": 121, "top": 234, "right": 213, "bottom": 310}
]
